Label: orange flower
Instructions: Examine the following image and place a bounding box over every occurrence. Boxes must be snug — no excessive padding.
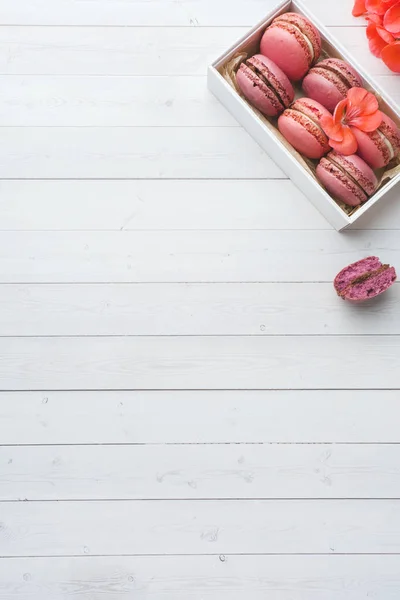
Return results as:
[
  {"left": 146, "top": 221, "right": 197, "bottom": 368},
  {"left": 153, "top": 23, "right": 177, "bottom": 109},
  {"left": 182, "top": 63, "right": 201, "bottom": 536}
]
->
[
  {"left": 321, "top": 88, "right": 383, "bottom": 155},
  {"left": 366, "top": 0, "right": 399, "bottom": 15},
  {"left": 381, "top": 40, "right": 400, "bottom": 71},
  {"left": 366, "top": 14, "right": 395, "bottom": 56},
  {"left": 384, "top": 2, "right": 400, "bottom": 33},
  {"left": 353, "top": 0, "right": 366, "bottom": 16},
  {"left": 352, "top": 0, "right": 400, "bottom": 72}
]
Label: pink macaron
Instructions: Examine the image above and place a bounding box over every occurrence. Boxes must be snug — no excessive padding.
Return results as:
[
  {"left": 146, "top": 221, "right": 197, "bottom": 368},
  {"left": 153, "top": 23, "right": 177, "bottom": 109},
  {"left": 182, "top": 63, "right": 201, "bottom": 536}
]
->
[
  {"left": 316, "top": 151, "right": 378, "bottom": 207},
  {"left": 302, "top": 58, "right": 362, "bottom": 112},
  {"left": 278, "top": 98, "right": 331, "bottom": 159},
  {"left": 260, "top": 13, "right": 321, "bottom": 81},
  {"left": 236, "top": 54, "right": 294, "bottom": 117},
  {"left": 352, "top": 112, "right": 400, "bottom": 169},
  {"left": 334, "top": 256, "right": 397, "bottom": 302}
]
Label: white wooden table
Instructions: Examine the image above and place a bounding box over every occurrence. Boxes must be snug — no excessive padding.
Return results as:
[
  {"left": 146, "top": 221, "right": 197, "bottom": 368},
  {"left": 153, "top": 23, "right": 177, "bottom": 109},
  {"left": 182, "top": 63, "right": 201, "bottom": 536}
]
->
[{"left": 0, "top": 1, "right": 399, "bottom": 598}]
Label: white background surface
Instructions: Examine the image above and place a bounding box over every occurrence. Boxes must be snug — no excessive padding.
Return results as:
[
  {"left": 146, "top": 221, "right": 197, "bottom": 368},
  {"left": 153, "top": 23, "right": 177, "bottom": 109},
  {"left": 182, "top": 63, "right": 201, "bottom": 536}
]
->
[{"left": 0, "top": 0, "right": 400, "bottom": 598}]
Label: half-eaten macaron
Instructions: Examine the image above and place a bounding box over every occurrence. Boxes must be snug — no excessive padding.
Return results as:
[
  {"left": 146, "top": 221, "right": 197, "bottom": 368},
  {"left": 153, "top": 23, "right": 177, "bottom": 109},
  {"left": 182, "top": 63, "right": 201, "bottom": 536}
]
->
[{"left": 334, "top": 256, "right": 397, "bottom": 302}]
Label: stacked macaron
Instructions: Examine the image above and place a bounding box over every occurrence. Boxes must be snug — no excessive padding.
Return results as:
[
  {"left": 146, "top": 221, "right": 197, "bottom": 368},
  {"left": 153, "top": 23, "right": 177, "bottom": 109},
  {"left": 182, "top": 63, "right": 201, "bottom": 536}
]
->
[{"left": 234, "top": 11, "right": 400, "bottom": 210}]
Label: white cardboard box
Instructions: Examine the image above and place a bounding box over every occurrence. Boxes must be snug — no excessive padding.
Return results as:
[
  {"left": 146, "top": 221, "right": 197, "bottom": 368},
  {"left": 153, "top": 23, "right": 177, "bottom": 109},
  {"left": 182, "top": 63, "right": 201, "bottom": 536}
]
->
[{"left": 208, "top": 0, "right": 400, "bottom": 231}]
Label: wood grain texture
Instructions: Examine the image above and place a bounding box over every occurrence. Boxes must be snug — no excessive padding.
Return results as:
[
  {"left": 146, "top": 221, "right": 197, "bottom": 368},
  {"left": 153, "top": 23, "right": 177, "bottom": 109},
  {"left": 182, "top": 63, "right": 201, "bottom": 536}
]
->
[
  {"left": 0, "top": 180, "right": 328, "bottom": 230},
  {"left": 1, "top": 555, "right": 400, "bottom": 600},
  {"left": 0, "top": 0, "right": 365, "bottom": 26},
  {"left": 2, "top": 390, "right": 400, "bottom": 445},
  {"left": 0, "top": 76, "right": 238, "bottom": 127},
  {"left": 0, "top": 27, "right": 243, "bottom": 76},
  {"left": 1, "top": 499, "right": 400, "bottom": 556},
  {"left": 0, "top": 27, "right": 394, "bottom": 78},
  {"left": 1, "top": 180, "right": 399, "bottom": 231},
  {"left": 0, "top": 127, "right": 282, "bottom": 179},
  {"left": 3, "top": 443, "right": 400, "bottom": 501},
  {"left": 1, "top": 75, "right": 397, "bottom": 128},
  {"left": 1, "top": 230, "right": 399, "bottom": 283},
  {"left": 2, "top": 335, "right": 400, "bottom": 390},
  {"left": 2, "top": 283, "right": 400, "bottom": 336}
]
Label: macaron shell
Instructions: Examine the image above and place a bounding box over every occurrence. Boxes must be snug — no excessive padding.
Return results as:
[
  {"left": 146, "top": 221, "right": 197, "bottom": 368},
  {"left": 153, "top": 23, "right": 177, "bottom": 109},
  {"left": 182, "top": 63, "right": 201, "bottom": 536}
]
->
[
  {"left": 236, "top": 63, "right": 284, "bottom": 117},
  {"left": 329, "top": 151, "right": 377, "bottom": 196},
  {"left": 291, "top": 98, "right": 332, "bottom": 127},
  {"left": 248, "top": 54, "right": 294, "bottom": 108},
  {"left": 320, "top": 58, "right": 362, "bottom": 87},
  {"left": 354, "top": 113, "right": 400, "bottom": 168},
  {"left": 274, "top": 13, "right": 321, "bottom": 61},
  {"left": 302, "top": 59, "right": 362, "bottom": 112},
  {"left": 260, "top": 24, "right": 312, "bottom": 81},
  {"left": 278, "top": 98, "right": 331, "bottom": 159},
  {"left": 343, "top": 267, "right": 397, "bottom": 302},
  {"left": 302, "top": 70, "right": 349, "bottom": 112},
  {"left": 278, "top": 111, "right": 329, "bottom": 159},
  {"left": 316, "top": 158, "right": 367, "bottom": 206},
  {"left": 334, "top": 256, "right": 382, "bottom": 294},
  {"left": 380, "top": 113, "right": 400, "bottom": 154}
]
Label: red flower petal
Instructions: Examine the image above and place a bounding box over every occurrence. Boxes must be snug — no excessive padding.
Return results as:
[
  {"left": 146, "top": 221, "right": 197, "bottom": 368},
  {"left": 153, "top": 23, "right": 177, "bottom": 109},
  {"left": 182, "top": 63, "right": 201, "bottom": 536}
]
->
[
  {"left": 366, "top": 0, "right": 387, "bottom": 14},
  {"left": 376, "top": 25, "right": 395, "bottom": 43},
  {"left": 352, "top": 0, "right": 366, "bottom": 15},
  {"left": 329, "top": 127, "right": 358, "bottom": 155},
  {"left": 321, "top": 115, "right": 344, "bottom": 141},
  {"left": 384, "top": 3, "right": 400, "bottom": 34},
  {"left": 366, "top": 13, "right": 383, "bottom": 24},
  {"left": 333, "top": 99, "right": 348, "bottom": 123},
  {"left": 381, "top": 41, "right": 400, "bottom": 73},
  {"left": 367, "top": 22, "right": 388, "bottom": 56},
  {"left": 347, "top": 87, "right": 379, "bottom": 115},
  {"left": 350, "top": 111, "right": 383, "bottom": 131},
  {"left": 366, "top": 0, "right": 398, "bottom": 14}
]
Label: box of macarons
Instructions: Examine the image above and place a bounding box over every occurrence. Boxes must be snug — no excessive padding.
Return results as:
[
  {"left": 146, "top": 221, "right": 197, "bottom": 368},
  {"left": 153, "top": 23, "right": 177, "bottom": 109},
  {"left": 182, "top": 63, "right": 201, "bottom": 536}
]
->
[{"left": 208, "top": 0, "right": 400, "bottom": 231}]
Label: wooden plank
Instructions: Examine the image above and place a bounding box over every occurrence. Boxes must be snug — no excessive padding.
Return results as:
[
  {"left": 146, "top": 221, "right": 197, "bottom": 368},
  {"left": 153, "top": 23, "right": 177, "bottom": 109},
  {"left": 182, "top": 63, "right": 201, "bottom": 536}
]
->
[
  {"left": 2, "top": 555, "right": 400, "bottom": 600},
  {"left": 0, "top": 76, "right": 237, "bottom": 127},
  {"left": 3, "top": 555, "right": 400, "bottom": 600},
  {"left": 0, "top": 180, "right": 398, "bottom": 231},
  {"left": 0, "top": 127, "right": 282, "bottom": 179},
  {"left": 2, "top": 335, "right": 400, "bottom": 390},
  {"left": 0, "top": 230, "right": 399, "bottom": 283},
  {"left": 1, "top": 499, "right": 400, "bottom": 556},
  {"left": 0, "top": 0, "right": 365, "bottom": 26},
  {"left": 0, "top": 27, "right": 392, "bottom": 79},
  {"left": 0, "top": 27, "right": 244, "bottom": 76},
  {"left": 1, "top": 390, "right": 399, "bottom": 445},
  {"left": 3, "top": 443, "right": 400, "bottom": 501},
  {"left": 1, "top": 75, "right": 397, "bottom": 128},
  {"left": 0, "top": 180, "right": 329, "bottom": 231},
  {"left": 2, "top": 283, "right": 400, "bottom": 336}
]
